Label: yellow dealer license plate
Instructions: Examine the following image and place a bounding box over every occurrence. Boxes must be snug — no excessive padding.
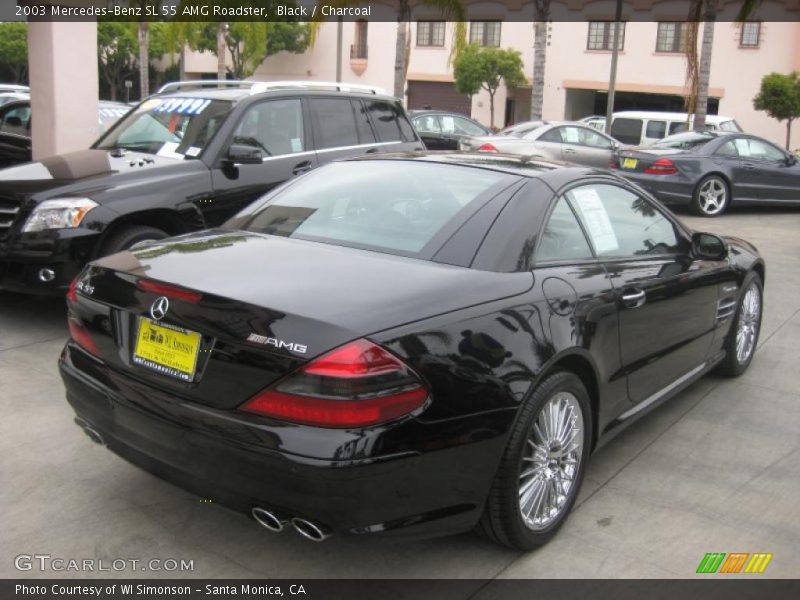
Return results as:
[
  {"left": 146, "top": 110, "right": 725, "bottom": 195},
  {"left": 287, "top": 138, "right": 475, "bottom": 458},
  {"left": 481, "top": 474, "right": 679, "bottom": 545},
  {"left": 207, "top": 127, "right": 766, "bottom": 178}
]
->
[
  {"left": 622, "top": 158, "right": 638, "bottom": 169},
  {"left": 133, "top": 317, "right": 201, "bottom": 381}
]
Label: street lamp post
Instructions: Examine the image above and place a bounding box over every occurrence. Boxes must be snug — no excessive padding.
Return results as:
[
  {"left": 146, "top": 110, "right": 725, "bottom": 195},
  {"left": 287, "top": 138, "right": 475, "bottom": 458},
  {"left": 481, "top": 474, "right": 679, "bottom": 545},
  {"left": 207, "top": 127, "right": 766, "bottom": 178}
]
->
[{"left": 605, "top": 0, "right": 624, "bottom": 135}]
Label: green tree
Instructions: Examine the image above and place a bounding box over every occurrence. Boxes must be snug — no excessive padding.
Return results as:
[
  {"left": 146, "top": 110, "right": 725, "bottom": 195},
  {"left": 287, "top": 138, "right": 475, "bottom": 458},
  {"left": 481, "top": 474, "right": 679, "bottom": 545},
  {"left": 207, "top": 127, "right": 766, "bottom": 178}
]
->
[
  {"left": 454, "top": 44, "right": 525, "bottom": 129},
  {"left": 0, "top": 22, "right": 29, "bottom": 83},
  {"left": 97, "top": 22, "right": 139, "bottom": 101},
  {"left": 192, "top": 21, "right": 310, "bottom": 79},
  {"left": 753, "top": 72, "right": 800, "bottom": 149}
]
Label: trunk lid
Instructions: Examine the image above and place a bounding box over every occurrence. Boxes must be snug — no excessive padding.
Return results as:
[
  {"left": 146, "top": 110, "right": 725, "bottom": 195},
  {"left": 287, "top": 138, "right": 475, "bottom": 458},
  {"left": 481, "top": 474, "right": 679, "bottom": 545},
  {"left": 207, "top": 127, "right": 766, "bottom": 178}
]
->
[{"left": 73, "top": 230, "right": 532, "bottom": 410}]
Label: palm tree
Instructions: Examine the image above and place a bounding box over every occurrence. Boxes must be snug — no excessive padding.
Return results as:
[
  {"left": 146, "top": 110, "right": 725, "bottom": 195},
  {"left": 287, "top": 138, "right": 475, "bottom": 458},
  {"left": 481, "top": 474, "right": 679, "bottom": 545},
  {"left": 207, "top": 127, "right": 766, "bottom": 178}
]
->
[
  {"left": 310, "top": 0, "right": 466, "bottom": 100},
  {"left": 217, "top": 22, "right": 227, "bottom": 81},
  {"left": 530, "top": 0, "right": 552, "bottom": 120},
  {"left": 138, "top": 21, "right": 149, "bottom": 97}
]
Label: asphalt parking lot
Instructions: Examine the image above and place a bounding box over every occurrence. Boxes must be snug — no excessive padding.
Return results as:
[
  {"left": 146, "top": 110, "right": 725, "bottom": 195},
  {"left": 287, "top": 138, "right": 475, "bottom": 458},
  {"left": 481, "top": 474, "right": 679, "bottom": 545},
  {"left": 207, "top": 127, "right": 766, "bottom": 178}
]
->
[{"left": 1, "top": 207, "right": 798, "bottom": 582}]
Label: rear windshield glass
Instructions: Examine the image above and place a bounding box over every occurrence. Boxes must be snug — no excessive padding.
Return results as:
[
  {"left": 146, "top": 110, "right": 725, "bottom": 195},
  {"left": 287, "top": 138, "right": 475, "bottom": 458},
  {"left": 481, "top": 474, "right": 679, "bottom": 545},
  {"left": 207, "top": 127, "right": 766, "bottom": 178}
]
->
[
  {"left": 653, "top": 132, "right": 714, "bottom": 150},
  {"left": 233, "top": 161, "right": 510, "bottom": 255}
]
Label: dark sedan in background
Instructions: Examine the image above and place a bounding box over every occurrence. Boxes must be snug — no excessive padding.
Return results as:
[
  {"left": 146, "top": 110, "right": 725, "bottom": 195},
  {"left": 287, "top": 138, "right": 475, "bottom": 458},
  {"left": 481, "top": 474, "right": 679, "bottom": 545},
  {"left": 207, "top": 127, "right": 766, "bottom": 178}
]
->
[
  {"left": 410, "top": 109, "right": 490, "bottom": 150},
  {"left": 613, "top": 131, "right": 800, "bottom": 216},
  {"left": 61, "top": 153, "right": 764, "bottom": 550}
]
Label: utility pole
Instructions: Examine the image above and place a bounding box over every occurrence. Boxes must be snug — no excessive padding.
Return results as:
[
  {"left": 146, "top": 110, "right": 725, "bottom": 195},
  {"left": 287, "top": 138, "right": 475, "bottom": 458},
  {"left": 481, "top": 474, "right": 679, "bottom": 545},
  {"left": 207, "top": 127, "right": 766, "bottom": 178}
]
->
[
  {"left": 336, "top": 18, "right": 343, "bottom": 82},
  {"left": 605, "top": 0, "right": 624, "bottom": 135}
]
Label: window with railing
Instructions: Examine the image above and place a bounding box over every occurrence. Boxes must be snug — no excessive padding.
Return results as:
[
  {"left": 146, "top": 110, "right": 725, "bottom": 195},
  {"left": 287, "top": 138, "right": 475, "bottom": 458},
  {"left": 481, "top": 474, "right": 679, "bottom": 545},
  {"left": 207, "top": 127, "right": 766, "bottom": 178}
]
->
[
  {"left": 740, "top": 22, "right": 761, "bottom": 47},
  {"left": 469, "top": 21, "right": 501, "bottom": 47},
  {"left": 656, "top": 22, "right": 689, "bottom": 53},
  {"left": 587, "top": 21, "right": 625, "bottom": 51},
  {"left": 417, "top": 21, "right": 445, "bottom": 47}
]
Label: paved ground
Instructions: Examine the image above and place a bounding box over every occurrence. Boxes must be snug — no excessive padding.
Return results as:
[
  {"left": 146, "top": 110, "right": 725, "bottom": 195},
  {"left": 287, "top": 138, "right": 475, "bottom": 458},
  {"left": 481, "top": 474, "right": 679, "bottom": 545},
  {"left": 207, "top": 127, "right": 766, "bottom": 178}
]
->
[{"left": 1, "top": 207, "right": 799, "bottom": 582}]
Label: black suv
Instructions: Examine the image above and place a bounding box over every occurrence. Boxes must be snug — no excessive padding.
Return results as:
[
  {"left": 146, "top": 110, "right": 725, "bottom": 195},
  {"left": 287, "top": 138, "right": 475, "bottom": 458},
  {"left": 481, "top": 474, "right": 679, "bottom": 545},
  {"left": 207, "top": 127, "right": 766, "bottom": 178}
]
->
[{"left": 0, "top": 81, "right": 422, "bottom": 294}]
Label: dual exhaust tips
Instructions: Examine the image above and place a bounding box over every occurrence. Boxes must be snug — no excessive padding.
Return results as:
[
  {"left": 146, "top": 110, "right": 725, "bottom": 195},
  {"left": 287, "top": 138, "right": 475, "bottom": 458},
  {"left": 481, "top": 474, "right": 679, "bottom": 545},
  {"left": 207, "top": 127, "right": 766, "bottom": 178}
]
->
[
  {"left": 251, "top": 507, "right": 331, "bottom": 542},
  {"left": 74, "top": 419, "right": 329, "bottom": 542}
]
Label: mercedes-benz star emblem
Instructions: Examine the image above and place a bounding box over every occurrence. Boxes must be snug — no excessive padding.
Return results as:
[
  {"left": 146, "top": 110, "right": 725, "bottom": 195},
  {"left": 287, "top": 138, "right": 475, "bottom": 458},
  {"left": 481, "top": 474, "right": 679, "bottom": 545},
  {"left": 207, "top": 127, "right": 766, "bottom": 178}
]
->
[{"left": 150, "top": 296, "right": 169, "bottom": 321}]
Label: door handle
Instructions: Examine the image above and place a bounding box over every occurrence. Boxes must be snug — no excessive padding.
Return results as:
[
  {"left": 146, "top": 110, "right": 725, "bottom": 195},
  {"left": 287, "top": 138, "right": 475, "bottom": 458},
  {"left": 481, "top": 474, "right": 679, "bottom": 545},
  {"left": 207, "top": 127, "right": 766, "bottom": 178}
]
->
[
  {"left": 365, "top": 148, "right": 379, "bottom": 154},
  {"left": 621, "top": 289, "right": 646, "bottom": 308},
  {"left": 563, "top": 148, "right": 577, "bottom": 154},
  {"left": 742, "top": 163, "right": 756, "bottom": 170},
  {"left": 292, "top": 161, "right": 313, "bottom": 176}
]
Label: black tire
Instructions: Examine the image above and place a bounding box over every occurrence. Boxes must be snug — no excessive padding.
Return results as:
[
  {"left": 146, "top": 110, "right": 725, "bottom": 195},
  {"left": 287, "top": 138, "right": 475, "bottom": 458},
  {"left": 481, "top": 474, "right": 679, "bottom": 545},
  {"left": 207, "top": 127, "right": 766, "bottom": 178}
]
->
[
  {"left": 99, "top": 225, "right": 168, "bottom": 257},
  {"left": 716, "top": 272, "right": 763, "bottom": 377},
  {"left": 477, "top": 370, "right": 592, "bottom": 550},
  {"left": 691, "top": 175, "right": 730, "bottom": 217}
]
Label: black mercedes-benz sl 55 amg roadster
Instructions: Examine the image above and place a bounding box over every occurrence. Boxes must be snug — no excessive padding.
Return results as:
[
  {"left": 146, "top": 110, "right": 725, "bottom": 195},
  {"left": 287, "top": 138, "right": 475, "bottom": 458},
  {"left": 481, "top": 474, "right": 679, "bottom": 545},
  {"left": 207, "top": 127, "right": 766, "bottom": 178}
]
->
[{"left": 59, "top": 153, "right": 764, "bottom": 549}]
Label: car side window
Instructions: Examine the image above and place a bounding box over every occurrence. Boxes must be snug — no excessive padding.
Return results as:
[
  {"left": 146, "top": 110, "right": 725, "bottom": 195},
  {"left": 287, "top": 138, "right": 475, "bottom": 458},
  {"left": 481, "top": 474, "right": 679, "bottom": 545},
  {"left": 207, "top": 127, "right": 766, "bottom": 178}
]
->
[
  {"left": 538, "top": 127, "right": 563, "bottom": 143},
  {"left": 578, "top": 127, "right": 613, "bottom": 149},
  {"left": 735, "top": 138, "right": 785, "bottom": 162},
  {"left": 308, "top": 98, "right": 361, "bottom": 150},
  {"left": 566, "top": 183, "right": 680, "bottom": 258},
  {"left": 453, "top": 116, "right": 486, "bottom": 136},
  {"left": 669, "top": 121, "right": 688, "bottom": 135},
  {"left": 646, "top": 120, "right": 666, "bottom": 139},
  {"left": 352, "top": 100, "right": 377, "bottom": 144},
  {"left": 365, "top": 100, "right": 417, "bottom": 143},
  {"left": 610, "top": 118, "right": 643, "bottom": 145},
  {"left": 414, "top": 115, "right": 441, "bottom": 133},
  {"left": 0, "top": 105, "right": 31, "bottom": 135},
  {"left": 536, "top": 198, "right": 594, "bottom": 262},
  {"left": 715, "top": 140, "right": 738, "bottom": 157},
  {"left": 235, "top": 99, "right": 305, "bottom": 157}
]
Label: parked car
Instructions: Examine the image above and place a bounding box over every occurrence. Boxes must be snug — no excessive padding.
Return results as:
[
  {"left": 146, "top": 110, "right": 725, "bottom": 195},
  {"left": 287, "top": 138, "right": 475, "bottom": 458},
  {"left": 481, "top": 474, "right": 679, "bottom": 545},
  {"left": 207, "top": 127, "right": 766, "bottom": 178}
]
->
[
  {"left": 0, "top": 84, "right": 29, "bottom": 94},
  {"left": 410, "top": 109, "right": 490, "bottom": 150},
  {"left": 0, "top": 91, "right": 29, "bottom": 107},
  {"left": 578, "top": 115, "right": 606, "bottom": 131},
  {"left": 610, "top": 111, "right": 742, "bottom": 146},
  {"left": 0, "top": 80, "right": 422, "bottom": 295},
  {"left": 612, "top": 130, "right": 800, "bottom": 216},
  {"left": 0, "top": 99, "right": 131, "bottom": 167},
  {"left": 60, "top": 152, "right": 764, "bottom": 549},
  {"left": 461, "top": 121, "right": 621, "bottom": 168}
]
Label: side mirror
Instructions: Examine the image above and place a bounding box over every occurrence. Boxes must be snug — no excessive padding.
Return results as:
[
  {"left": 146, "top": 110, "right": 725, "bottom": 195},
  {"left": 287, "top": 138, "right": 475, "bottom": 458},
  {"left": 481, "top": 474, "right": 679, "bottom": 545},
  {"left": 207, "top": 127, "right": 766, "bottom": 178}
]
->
[
  {"left": 692, "top": 232, "right": 728, "bottom": 261},
  {"left": 785, "top": 153, "right": 798, "bottom": 166},
  {"left": 226, "top": 144, "right": 262, "bottom": 165}
]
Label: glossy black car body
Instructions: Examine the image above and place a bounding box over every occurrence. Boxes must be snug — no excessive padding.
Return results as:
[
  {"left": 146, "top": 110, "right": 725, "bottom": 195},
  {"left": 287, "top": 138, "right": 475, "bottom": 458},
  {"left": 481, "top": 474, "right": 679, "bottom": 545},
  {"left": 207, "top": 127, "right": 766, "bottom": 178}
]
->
[
  {"left": 410, "top": 110, "right": 490, "bottom": 150},
  {"left": 613, "top": 131, "right": 800, "bottom": 216},
  {"left": 59, "top": 153, "right": 764, "bottom": 545},
  {"left": 0, "top": 84, "right": 421, "bottom": 295}
]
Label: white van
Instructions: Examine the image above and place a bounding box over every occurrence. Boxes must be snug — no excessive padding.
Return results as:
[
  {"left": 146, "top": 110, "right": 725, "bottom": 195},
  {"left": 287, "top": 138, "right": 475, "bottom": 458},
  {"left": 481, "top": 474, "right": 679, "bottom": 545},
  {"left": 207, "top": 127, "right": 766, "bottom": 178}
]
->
[{"left": 609, "top": 111, "right": 742, "bottom": 146}]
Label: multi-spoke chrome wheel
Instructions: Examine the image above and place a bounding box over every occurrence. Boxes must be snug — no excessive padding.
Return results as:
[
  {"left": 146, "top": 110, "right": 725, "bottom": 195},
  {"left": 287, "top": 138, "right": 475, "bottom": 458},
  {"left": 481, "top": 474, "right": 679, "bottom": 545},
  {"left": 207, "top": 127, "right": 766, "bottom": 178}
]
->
[
  {"left": 694, "top": 175, "right": 728, "bottom": 217},
  {"left": 736, "top": 284, "right": 761, "bottom": 364},
  {"left": 518, "top": 392, "right": 584, "bottom": 531},
  {"left": 696, "top": 177, "right": 728, "bottom": 216}
]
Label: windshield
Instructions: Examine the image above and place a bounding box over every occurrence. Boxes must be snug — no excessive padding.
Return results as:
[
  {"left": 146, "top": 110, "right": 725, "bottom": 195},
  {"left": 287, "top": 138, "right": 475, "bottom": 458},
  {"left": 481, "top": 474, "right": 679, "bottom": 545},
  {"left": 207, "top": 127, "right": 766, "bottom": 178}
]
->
[
  {"left": 498, "top": 122, "right": 545, "bottom": 138},
  {"left": 95, "top": 97, "right": 232, "bottom": 157},
  {"left": 231, "top": 161, "right": 511, "bottom": 256},
  {"left": 718, "top": 119, "right": 742, "bottom": 132},
  {"left": 652, "top": 132, "right": 715, "bottom": 150}
]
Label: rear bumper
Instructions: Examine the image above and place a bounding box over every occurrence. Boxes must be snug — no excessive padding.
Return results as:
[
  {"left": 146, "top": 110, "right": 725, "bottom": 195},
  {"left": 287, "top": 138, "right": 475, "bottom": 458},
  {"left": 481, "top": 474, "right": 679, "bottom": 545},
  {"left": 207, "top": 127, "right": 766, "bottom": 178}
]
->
[
  {"left": 616, "top": 171, "right": 694, "bottom": 206},
  {"left": 0, "top": 228, "right": 99, "bottom": 295},
  {"left": 58, "top": 342, "right": 506, "bottom": 540}
]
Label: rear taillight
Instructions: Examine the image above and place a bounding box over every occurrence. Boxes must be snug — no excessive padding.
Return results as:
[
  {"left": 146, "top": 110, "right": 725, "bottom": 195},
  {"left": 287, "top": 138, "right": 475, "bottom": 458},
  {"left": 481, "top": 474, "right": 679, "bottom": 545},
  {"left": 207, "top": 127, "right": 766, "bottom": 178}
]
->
[
  {"left": 66, "top": 275, "right": 79, "bottom": 303},
  {"left": 240, "top": 339, "right": 428, "bottom": 428},
  {"left": 609, "top": 156, "right": 619, "bottom": 169},
  {"left": 137, "top": 279, "right": 202, "bottom": 302},
  {"left": 644, "top": 158, "right": 678, "bottom": 175},
  {"left": 477, "top": 143, "right": 498, "bottom": 153},
  {"left": 68, "top": 314, "right": 100, "bottom": 357}
]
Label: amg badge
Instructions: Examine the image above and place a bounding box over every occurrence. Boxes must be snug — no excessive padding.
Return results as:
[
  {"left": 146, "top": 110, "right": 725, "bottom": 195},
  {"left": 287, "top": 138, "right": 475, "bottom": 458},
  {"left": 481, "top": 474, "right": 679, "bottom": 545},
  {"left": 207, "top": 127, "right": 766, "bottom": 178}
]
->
[{"left": 247, "top": 333, "right": 307, "bottom": 354}]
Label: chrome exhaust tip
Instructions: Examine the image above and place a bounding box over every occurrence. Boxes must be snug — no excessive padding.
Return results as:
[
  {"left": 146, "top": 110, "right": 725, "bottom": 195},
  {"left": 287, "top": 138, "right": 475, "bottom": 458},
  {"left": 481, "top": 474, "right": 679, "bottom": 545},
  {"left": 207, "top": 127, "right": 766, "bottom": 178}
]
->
[
  {"left": 74, "top": 417, "right": 105, "bottom": 446},
  {"left": 251, "top": 507, "right": 288, "bottom": 533},
  {"left": 290, "top": 517, "right": 331, "bottom": 542}
]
